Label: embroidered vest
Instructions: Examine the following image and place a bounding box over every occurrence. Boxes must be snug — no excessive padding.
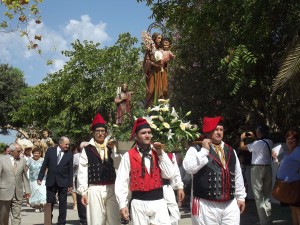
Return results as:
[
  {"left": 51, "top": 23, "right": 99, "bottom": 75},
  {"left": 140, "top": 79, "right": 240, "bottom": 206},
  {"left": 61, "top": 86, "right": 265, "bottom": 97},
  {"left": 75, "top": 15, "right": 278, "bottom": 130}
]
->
[
  {"left": 85, "top": 144, "right": 116, "bottom": 185},
  {"left": 129, "top": 147, "right": 162, "bottom": 191},
  {"left": 193, "top": 144, "right": 236, "bottom": 201}
]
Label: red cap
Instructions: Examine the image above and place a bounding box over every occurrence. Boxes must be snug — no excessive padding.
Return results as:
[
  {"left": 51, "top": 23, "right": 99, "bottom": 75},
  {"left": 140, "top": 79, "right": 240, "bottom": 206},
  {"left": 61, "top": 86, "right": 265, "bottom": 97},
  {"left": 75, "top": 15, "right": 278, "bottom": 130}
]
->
[
  {"left": 202, "top": 116, "right": 224, "bottom": 133},
  {"left": 130, "top": 118, "right": 150, "bottom": 140},
  {"left": 91, "top": 113, "right": 106, "bottom": 130}
]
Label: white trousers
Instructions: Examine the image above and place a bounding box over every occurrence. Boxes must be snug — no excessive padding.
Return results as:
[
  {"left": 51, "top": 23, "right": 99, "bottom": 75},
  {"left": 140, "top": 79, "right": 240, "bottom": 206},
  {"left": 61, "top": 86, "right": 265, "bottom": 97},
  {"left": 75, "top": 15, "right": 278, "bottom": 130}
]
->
[
  {"left": 191, "top": 198, "right": 240, "bottom": 225},
  {"left": 130, "top": 198, "right": 171, "bottom": 225},
  {"left": 163, "top": 185, "right": 180, "bottom": 225},
  {"left": 87, "top": 184, "right": 120, "bottom": 225}
]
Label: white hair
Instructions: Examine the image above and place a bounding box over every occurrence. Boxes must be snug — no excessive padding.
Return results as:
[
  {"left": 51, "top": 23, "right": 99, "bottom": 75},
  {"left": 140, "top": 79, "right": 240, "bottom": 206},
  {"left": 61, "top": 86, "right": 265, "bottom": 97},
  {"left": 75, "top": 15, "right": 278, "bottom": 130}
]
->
[{"left": 9, "top": 143, "right": 21, "bottom": 151}]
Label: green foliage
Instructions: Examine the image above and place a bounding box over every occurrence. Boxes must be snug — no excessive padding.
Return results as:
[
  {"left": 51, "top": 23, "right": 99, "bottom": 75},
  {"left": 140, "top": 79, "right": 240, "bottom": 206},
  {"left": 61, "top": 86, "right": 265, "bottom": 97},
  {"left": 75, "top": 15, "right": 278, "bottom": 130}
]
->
[
  {"left": 137, "top": 0, "right": 300, "bottom": 139},
  {"left": 0, "top": 142, "right": 8, "bottom": 153},
  {"left": 273, "top": 39, "right": 300, "bottom": 97},
  {"left": 109, "top": 114, "right": 134, "bottom": 141},
  {"left": 0, "top": 64, "right": 27, "bottom": 134},
  {"left": 221, "top": 45, "right": 257, "bottom": 95},
  {"left": 11, "top": 33, "right": 145, "bottom": 143}
]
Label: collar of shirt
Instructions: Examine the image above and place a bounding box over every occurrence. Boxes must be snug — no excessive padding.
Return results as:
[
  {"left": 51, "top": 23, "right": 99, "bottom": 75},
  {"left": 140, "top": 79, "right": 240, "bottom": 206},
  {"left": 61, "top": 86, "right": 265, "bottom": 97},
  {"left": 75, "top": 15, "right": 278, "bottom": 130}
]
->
[{"left": 57, "top": 146, "right": 64, "bottom": 155}]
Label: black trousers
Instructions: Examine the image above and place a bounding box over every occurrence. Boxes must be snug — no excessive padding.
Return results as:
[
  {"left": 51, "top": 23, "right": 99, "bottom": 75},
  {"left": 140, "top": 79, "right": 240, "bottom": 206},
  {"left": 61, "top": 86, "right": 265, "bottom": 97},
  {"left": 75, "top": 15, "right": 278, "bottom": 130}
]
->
[
  {"left": 76, "top": 193, "right": 87, "bottom": 224},
  {"left": 46, "top": 184, "right": 68, "bottom": 225}
]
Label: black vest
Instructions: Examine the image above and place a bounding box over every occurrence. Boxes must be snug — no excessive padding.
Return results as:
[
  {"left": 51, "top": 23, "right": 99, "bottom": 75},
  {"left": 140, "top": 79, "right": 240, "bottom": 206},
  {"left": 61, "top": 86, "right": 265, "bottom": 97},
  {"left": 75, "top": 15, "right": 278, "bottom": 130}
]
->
[
  {"left": 193, "top": 144, "right": 236, "bottom": 201},
  {"left": 85, "top": 144, "right": 116, "bottom": 185}
]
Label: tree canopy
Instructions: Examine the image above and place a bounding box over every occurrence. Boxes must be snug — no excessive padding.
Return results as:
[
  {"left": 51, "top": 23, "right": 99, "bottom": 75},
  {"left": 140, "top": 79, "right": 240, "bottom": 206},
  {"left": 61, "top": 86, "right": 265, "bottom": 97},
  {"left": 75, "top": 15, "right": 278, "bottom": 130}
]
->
[
  {"left": 0, "top": 64, "right": 27, "bottom": 135},
  {"left": 11, "top": 33, "right": 145, "bottom": 143},
  {"left": 137, "top": 0, "right": 300, "bottom": 142}
]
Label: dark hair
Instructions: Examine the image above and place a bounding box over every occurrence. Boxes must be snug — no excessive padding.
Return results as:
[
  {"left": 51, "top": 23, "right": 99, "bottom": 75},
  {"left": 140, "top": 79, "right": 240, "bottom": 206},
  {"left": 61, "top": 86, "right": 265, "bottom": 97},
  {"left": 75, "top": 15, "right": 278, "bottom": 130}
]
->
[
  {"left": 3, "top": 145, "right": 9, "bottom": 151},
  {"left": 32, "top": 147, "right": 41, "bottom": 154},
  {"left": 162, "top": 37, "right": 172, "bottom": 45},
  {"left": 257, "top": 124, "right": 269, "bottom": 136},
  {"left": 92, "top": 124, "right": 107, "bottom": 132},
  {"left": 71, "top": 146, "right": 79, "bottom": 154},
  {"left": 285, "top": 130, "right": 299, "bottom": 142}
]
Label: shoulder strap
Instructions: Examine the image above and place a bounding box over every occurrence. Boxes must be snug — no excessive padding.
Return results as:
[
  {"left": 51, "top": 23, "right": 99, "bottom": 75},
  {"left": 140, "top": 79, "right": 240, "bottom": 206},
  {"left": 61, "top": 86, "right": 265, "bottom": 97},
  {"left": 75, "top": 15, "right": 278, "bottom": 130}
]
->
[{"left": 262, "top": 139, "right": 272, "bottom": 157}]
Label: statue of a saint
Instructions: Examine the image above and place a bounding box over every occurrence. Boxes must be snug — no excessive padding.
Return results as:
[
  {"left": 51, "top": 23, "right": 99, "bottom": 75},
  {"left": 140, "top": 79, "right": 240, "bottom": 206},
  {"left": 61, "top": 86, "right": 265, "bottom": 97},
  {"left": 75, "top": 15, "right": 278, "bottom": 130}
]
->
[
  {"left": 40, "top": 129, "right": 55, "bottom": 157},
  {"left": 142, "top": 32, "right": 175, "bottom": 108},
  {"left": 114, "top": 83, "right": 132, "bottom": 125}
]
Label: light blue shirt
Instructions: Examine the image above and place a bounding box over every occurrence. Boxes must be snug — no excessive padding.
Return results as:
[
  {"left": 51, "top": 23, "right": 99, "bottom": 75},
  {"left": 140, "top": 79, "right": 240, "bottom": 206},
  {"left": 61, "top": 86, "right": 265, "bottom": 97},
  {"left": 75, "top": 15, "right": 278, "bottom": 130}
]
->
[{"left": 277, "top": 146, "right": 300, "bottom": 182}]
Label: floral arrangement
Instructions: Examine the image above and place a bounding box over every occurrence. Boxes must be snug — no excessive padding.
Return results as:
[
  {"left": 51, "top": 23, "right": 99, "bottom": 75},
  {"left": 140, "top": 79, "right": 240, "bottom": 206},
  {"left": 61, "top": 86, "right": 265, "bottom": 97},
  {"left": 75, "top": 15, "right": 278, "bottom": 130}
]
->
[
  {"left": 144, "top": 99, "right": 200, "bottom": 152},
  {"left": 141, "top": 31, "right": 155, "bottom": 51}
]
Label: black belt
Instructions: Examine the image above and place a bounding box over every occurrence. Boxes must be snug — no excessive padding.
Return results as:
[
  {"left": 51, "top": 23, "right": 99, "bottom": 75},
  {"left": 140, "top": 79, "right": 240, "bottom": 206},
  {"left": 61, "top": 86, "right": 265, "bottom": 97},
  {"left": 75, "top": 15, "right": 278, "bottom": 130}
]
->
[
  {"left": 162, "top": 178, "right": 170, "bottom": 185},
  {"left": 251, "top": 164, "right": 271, "bottom": 166},
  {"left": 132, "top": 188, "right": 163, "bottom": 201}
]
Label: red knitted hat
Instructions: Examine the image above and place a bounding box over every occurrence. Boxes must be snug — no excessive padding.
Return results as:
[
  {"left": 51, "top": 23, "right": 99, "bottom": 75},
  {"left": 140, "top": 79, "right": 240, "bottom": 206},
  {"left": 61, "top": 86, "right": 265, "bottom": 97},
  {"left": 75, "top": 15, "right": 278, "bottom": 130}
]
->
[
  {"left": 202, "top": 116, "right": 224, "bottom": 133},
  {"left": 91, "top": 113, "right": 106, "bottom": 130},
  {"left": 130, "top": 118, "right": 150, "bottom": 140}
]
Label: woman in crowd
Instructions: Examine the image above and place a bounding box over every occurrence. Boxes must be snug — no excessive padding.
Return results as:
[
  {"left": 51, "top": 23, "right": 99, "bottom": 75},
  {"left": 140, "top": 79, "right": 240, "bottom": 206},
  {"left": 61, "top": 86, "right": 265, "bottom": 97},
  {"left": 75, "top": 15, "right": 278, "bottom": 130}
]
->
[
  {"left": 72, "top": 146, "right": 79, "bottom": 210},
  {"left": 26, "top": 147, "right": 46, "bottom": 212},
  {"left": 273, "top": 130, "right": 300, "bottom": 225}
]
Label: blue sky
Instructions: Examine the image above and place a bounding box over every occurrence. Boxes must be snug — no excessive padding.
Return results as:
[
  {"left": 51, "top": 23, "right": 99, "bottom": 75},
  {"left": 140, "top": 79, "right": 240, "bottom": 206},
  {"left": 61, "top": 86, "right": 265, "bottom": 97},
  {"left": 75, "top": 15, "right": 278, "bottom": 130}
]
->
[{"left": 0, "top": 0, "right": 154, "bottom": 144}]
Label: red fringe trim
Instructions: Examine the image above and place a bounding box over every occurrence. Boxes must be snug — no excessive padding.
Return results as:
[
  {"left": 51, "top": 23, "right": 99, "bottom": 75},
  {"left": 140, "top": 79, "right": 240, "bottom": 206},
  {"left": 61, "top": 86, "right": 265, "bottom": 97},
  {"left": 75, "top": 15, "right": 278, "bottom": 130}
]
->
[{"left": 192, "top": 197, "right": 200, "bottom": 216}]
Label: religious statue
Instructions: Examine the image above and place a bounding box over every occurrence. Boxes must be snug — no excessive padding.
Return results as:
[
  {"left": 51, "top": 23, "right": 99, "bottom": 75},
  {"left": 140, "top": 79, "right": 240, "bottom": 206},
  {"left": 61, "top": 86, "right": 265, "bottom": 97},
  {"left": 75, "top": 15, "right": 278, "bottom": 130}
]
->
[
  {"left": 142, "top": 31, "right": 175, "bottom": 108},
  {"left": 114, "top": 83, "right": 132, "bottom": 125},
  {"left": 40, "top": 129, "right": 55, "bottom": 157}
]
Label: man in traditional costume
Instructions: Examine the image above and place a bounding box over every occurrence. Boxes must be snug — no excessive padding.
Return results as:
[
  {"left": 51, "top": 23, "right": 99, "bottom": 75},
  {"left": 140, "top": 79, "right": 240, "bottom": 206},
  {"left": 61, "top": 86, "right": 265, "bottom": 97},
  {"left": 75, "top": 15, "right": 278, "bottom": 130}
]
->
[
  {"left": 115, "top": 118, "right": 174, "bottom": 225},
  {"left": 77, "top": 114, "right": 120, "bottom": 225},
  {"left": 183, "top": 116, "right": 246, "bottom": 225},
  {"left": 163, "top": 152, "right": 185, "bottom": 225}
]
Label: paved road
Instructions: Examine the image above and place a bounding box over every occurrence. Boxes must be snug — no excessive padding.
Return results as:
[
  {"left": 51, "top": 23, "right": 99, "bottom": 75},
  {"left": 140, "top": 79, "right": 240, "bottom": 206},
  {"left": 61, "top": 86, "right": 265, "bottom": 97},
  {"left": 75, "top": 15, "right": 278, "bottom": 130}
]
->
[{"left": 16, "top": 196, "right": 292, "bottom": 225}]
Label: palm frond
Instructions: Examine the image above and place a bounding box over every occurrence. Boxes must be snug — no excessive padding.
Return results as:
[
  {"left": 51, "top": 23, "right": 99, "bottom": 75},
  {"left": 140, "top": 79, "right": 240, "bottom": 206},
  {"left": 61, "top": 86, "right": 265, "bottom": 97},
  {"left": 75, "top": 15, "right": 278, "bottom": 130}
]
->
[{"left": 272, "top": 40, "right": 300, "bottom": 96}]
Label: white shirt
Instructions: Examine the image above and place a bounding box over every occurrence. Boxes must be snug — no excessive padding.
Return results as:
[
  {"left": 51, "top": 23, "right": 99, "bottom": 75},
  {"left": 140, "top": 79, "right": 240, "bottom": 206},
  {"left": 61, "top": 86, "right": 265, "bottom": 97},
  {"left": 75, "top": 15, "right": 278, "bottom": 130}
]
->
[
  {"left": 115, "top": 148, "right": 175, "bottom": 210},
  {"left": 247, "top": 139, "right": 273, "bottom": 165},
  {"left": 169, "top": 153, "right": 184, "bottom": 190},
  {"left": 77, "top": 138, "right": 122, "bottom": 196},
  {"left": 57, "top": 146, "right": 64, "bottom": 164},
  {"left": 182, "top": 142, "right": 246, "bottom": 200},
  {"left": 10, "top": 155, "right": 15, "bottom": 166}
]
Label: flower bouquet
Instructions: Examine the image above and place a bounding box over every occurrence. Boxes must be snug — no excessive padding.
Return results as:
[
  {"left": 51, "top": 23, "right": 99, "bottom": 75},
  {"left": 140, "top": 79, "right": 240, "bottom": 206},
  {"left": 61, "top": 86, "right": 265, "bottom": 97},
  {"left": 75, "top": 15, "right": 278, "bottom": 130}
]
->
[{"left": 144, "top": 99, "right": 200, "bottom": 153}]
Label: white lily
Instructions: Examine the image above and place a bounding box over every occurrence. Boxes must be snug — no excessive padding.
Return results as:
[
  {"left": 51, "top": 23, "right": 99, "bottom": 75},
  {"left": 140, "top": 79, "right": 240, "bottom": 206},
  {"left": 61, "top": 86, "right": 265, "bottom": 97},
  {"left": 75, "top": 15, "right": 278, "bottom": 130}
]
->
[
  {"left": 171, "top": 118, "right": 178, "bottom": 124},
  {"left": 167, "top": 129, "right": 175, "bottom": 140},
  {"left": 150, "top": 105, "right": 160, "bottom": 111},
  {"left": 150, "top": 123, "right": 157, "bottom": 129},
  {"left": 162, "top": 122, "right": 170, "bottom": 129},
  {"left": 143, "top": 115, "right": 153, "bottom": 124},
  {"left": 180, "top": 122, "right": 186, "bottom": 131},
  {"left": 158, "top": 99, "right": 169, "bottom": 104},
  {"left": 171, "top": 107, "right": 179, "bottom": 118},
  {"left": 158, "top": 116, "right": 164, "bottom": 121},
  {"left": 186, "top": 111, "right": 191, "bottom": 116},
  {"left": 160, "top": 106, "right": 169, "bottom": 112}
]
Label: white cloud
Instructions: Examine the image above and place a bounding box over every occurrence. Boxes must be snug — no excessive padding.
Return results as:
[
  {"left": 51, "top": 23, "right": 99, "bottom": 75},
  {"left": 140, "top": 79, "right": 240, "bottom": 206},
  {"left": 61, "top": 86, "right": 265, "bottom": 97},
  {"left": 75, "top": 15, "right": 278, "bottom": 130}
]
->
[
  {"left": 0, "top": 31, "right": 25, "bottom": 64},
  {"left": 64, "top": 15, "right": 111, "bottom": 44},
  {"left": 50, "top": 59, "right": 65, "bottom": 74},
  {"left": 0, "top": 15, "right": 111, "bottom": 85}
]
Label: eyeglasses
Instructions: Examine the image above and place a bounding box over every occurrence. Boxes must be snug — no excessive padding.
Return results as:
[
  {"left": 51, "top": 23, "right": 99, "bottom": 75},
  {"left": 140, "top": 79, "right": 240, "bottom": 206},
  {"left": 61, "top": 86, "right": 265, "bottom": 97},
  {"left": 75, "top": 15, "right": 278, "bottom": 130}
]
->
[{"left": 94, "top": 129, "right": 106, "bottom": 134}]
